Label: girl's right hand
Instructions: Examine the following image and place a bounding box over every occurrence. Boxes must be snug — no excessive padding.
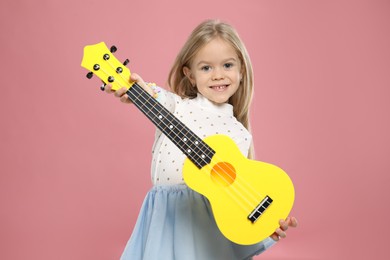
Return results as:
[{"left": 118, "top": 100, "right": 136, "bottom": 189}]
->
[{"left": 103, "top": 73, "right": 154, "bottom": 104}]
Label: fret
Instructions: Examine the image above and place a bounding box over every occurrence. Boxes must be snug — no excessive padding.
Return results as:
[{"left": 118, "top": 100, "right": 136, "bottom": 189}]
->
[
  {"left": 149, "top": 105, "right": 160, "bottom": 121},
  {"left": 126, "top": 83, "right": 215, "bottom": 168},
  {"left": 187, "top": 153, "right": 204, "bottom": 169},
  {"left": 161, "top": 117, "right": 173, "bottom": 130},
  {"left": 186, "top": 136, "right": 202, "bottom": 154},
  {"left": 175, "top": 127, "right": 185, "bottom": 141},
  {"left": 173, "top": 134, "right": 185, "bottom": 147}
]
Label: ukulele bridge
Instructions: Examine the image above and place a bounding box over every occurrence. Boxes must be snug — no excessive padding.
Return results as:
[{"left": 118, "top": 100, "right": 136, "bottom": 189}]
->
[{"left": 248, "top": 196, "right": 273, "bottom": 223}]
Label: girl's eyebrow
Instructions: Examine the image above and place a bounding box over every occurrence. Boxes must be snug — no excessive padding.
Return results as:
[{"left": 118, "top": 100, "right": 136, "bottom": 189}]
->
[
  {"left": 196, "top": 57, "right": 238, "bottom": 66},
  {"left": 222, "top": 57, "right": 238, "bottom": 63}
]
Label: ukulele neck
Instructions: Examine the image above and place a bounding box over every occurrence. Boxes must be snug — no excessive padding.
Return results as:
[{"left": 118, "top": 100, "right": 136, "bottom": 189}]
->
[{"left": 126, "top": 83, "right": 215, "bottom": 169}]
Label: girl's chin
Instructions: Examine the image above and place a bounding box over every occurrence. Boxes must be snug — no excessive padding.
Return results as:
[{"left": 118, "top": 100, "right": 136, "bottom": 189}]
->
[{"left": 209, "top": 97, "right": 230, "bottom": 104}]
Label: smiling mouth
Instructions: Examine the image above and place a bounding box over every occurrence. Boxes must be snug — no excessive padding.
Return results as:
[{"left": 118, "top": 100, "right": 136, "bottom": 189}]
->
[{"left": 210, "top": 84, "right": 229, "bottom": 91}]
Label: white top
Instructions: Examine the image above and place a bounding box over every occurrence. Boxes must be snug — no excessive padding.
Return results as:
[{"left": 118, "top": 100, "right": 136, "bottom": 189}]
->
[{"left": 150, "top": 87, "right": 252, "bottom": 185}]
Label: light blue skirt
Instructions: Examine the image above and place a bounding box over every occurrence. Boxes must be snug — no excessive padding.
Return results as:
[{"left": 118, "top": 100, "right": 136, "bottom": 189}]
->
[{"left": 121, "top": 184, "right": 275, "bottom": 260}]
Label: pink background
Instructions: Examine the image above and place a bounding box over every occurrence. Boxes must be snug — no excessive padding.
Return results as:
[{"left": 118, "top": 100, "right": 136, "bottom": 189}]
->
[{"left": 1, "top": 0, "right": 389, "bottom": 259}]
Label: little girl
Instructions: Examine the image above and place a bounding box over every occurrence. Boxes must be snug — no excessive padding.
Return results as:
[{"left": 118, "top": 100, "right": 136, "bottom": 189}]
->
[{"left": 106, "top": 19, "right": 297, "bottom": 260}]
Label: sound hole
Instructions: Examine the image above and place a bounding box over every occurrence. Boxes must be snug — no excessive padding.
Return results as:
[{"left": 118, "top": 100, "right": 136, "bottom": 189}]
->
[{"left": 210, "top": 162, "right": 236, "bottom": 186}]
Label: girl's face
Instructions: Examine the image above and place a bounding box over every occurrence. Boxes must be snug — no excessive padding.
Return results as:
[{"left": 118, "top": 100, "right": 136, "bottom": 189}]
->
[{"left": 184, "top": 38, "right": 242, "bottom": 104}]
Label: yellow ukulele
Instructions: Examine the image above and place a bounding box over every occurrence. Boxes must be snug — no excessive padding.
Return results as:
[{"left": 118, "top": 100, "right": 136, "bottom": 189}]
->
[{"left": 81, "top": 42, "right": 295, "bottom": 245}]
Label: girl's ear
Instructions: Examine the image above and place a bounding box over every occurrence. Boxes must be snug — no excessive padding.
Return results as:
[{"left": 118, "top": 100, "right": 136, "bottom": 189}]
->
[{"left": 183, "top": 66, "right": 196, "bottom": 86}]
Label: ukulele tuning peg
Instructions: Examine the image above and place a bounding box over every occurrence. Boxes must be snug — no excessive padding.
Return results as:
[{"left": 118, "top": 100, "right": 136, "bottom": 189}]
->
[
  {"left": 100, "top": 82, "right": 106, "bottom": 91},
  {"left": 123, "top": 59, "right": 129, "bottom": 66},
  {"left": 86, "top": 72, "right": 93, "bottom": 79},
  {"left": 110, "top": 45, "right": 117, "bottom": 53}
]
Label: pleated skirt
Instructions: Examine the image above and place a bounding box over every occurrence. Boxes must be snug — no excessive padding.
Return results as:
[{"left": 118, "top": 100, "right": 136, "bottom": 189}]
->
[{"left": 120, "top": 184, "right": 275, "bottom": 260}]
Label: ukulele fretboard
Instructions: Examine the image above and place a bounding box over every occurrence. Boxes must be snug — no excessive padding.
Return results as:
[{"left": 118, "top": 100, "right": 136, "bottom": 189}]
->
[{"left": 126, "top": 83, "right": 215, "bottom": 169}]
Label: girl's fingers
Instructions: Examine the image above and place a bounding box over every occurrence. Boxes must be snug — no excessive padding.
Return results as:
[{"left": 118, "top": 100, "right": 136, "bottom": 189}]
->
[
  {"left": 271, "top": 217, "right": 298, "bottom": 241},
  {"left": 270, "top": 228, "right": 286, "bottom": 241},
  {"left": 120, "top": 94, "right": 131, "bottom": 103},
  {"left": 104, "top": 84, "right": 113, "bottom": 93},
  {"left": 275, "top": 228, "right": 287, "bottom": 238},
  {"left": 279, "top": 217, "right": 298, "bottom": 231},
  {"left": 131, "top": 73, "right": 146, "bottom": 86},
  {"left": 290, "top": 217, "right": 298, "bottom": 227},
  {"left": 104, "top": 84, "right": 131, "bottom": 103},
  {"left": 131, "top": 73, "right": 154, "bottom": 96},
  {"left": 114, "top": 87, "right": 125, "bottom": 97},
  {"left": 103, "top": 73, "right": 148, "bottom": 104},
  {"left": 270, "top": 233, "right": 280, "bottom": 241},
  {"left": 279, "top": 219, "right": 289, "bottom": 231}
]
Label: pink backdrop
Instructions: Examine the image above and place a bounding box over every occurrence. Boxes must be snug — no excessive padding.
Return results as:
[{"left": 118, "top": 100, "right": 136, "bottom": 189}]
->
[{"left": 1, "top": 0, "right": 389, "bottom": 259}]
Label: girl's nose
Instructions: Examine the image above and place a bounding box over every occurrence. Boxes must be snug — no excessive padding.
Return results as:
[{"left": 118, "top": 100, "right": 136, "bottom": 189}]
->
[{"left": 212, "top": 67, "right": 224, "bottom": 80}]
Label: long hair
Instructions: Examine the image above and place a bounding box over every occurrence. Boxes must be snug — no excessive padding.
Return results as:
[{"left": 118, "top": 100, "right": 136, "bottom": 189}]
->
[{"left": 167, "top": 19, "right": 255, "bottom": 158}]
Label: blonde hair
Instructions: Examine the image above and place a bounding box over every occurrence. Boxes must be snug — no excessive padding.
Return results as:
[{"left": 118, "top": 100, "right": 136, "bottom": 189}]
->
[{"left": 167, "top": 19, "right": 255, "bottom": 158}]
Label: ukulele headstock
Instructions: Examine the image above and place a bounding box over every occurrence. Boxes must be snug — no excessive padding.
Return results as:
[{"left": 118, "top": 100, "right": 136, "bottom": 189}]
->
[{"left": 81, "top": 42, "right": 133, "bottom": 90}]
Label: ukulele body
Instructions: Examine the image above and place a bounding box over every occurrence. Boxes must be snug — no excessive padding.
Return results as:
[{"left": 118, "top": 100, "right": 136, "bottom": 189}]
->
[{"left": 183, "top": 134, "right": 295, "bottom": 245}]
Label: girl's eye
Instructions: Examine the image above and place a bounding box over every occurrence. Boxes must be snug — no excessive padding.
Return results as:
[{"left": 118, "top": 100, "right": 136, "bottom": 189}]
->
[
  {"left": 224, "top": 63, "right": 234, "bottom": 69},
  {"left": 201, "top": 66, "right": 211, "bottom": 71}
]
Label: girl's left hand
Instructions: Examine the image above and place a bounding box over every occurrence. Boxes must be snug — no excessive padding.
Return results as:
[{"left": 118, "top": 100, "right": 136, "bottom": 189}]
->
[{"left": 270, "top": 216, "right": 298, "bottom": 241}]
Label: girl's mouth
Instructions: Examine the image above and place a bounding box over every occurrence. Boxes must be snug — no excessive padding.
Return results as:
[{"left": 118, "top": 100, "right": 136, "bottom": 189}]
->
[{"left": 210, "top": 85, "right": 229, "bottom": 91}]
